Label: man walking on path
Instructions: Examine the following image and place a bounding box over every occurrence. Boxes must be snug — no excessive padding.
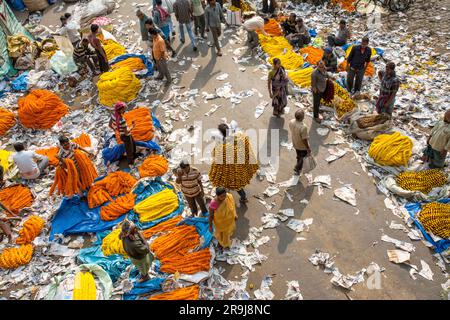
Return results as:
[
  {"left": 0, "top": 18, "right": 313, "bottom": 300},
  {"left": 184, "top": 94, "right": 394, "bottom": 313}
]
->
[
  {"left": 192, "top": 0, "right": 207, "bottom": 39},
  {"left": 137, "top": 9, "right": 152, "bottom": 57},
  {"left": 289, "top": 110, "right": 311, "bottom": 175},
  {"left": 375, "top": 61, "right": 400, "bottom": 116},
  {"left": 150, "top": 28, "right": 172, "bottom": 85},
  {"left": 205, "top": 0, "right": 226, "bottom": 57},
  {"left": 346, "top": 36, "right": 371, "bottom": 95},
  {"left": 311, "top": 60, "right": 330, "bottom": 124},
  {"left": 173, "top": 0, "right": 198, "bottom": 51},
  {"left": 176, "top": 160, "right": 208, "bottom": 216}
]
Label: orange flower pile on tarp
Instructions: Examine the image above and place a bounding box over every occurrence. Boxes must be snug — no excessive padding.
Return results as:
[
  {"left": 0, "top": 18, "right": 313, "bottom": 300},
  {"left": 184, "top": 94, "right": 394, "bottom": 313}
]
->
[
  {"left": 87, "top": 171, "right": 137, "bottom": 208},
  {"left": 100, "top": 193, "right": 136, "bottom": 221},
  {"left": 149, "top": 285, "right": 199, "bottom": 300},
  {"left": 258, "top": 18, "right": 283, "bottom": 36},
  {"left": 16, "top": 216, "right": 45, "bottom": 245},
  {"left": 150, "top": 225, "right": 199, "bottom": 258},
  {"left": 111, "top": 57, "right": 146, "bottom": 72},
  {"left": 138, "top": 154, "right": 169, "bottom": 178},
  {"left": 142, "top": 216, "right": 183, "bottom": 239},
  {"left": 36, "top": 133, "right": 92, "bottom": 167},
  {"left": 331, "top": 0, "right": 356, "bottom": 12},
  {"left": 17, "top": 89, "right": 69, "bottom": 129},
  {"left": 0, "top": 244, "right": 33, "bottom": 269},
  {"left": 0, "top": 184, "right": 34, "bottom": 215},
  {"left": 0, "top": 108, "right": 16, "bottom": 136},
  {"left": 115, "top": 107, "right": 155, "bottom": 143},
  {"left": 338, "top": 60, "right": 375, "bottom": 77},
  {"left": 300, "top": 46, "right": 324, "bottom": 65},
  {"left": 159, "top": 248, "right": 211, "bottom": 274}
]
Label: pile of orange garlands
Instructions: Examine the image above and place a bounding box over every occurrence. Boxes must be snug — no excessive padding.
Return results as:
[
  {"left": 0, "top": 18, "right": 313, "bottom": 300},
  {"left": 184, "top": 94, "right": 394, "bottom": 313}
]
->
[
  {"left": 142, "top": 216, "right": 182, "bottom": 238},
  {"left": 300, "top": 46, "right": 324, "bottom": 65},
  {"left": 0, "top": 244, "right": 33, "bottom": 269},
  {"left": 100, "top": 193, "right": 136, "bottom": 221},
  {"left": 0, "top": 185, "right": 34, "bottom": 215},
  {"left": 115, "top": 107, "right": 155, "bottom": 143},
  {"left": 0, "top": 108, "right": 16, "bottom": 136},
  {"left": 87, "top": 171, "right": 137, "bottom": 208},
  {"left": 149, "top": 224, "right": 211, "bottom": 274},
  {"left": 331, "top": 0, "right": 356, "bottom": 12},
  {"left": 16, "top": 216, "right": 45, "bottom": 244},
  {"left": 257, "top": 18, "right": 283, "bottom": 36},
  {"left": 138, "top": 154, "right": 169, "bottom": 178},
  {"left": 17, "top": 89, "right": 69, "bottom": 129},
  {"left": 36, "top": 133, "right": 92, "bottom": 167},
  {"left": 149, "top": 285, "right": 199, "bottom": 300},
  {"left": 49, "top": 150, "right": 98, "bottom": 197}
]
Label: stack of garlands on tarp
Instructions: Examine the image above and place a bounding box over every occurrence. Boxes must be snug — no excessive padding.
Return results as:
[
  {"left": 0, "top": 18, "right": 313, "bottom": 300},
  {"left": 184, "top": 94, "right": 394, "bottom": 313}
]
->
[
  {"left": 368, "top": 132, "right": 413, "bottom": 167},
  {"left": 138, "top": 154, "right": 169, "bottom": 178},
  {"left": 321, "top": 82, "right": 357, "bottom": 117},
  {"left": 418, "top": 202, "right": 450, "bottom": 239},
  {"left": 396, "top": 169, "right": 448, "bottom": 194},
  {"left": 300, "top": 46, "right": 324, "bottom": 65},
  {"left": 97, "top": 67, "right": 142, "bottom": 108},
  {"left": 149, "top": 285, "right": 199, "bottom": 300},
  {"left": 114, "top": 107, "right": 155, "bottom": 144},
  {"left": 257, "top": 18, "right": 283, "bottom": 36}
]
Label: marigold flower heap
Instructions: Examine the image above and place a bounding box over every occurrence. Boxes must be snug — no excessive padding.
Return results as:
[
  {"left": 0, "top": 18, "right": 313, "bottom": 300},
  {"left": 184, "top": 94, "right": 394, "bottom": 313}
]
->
[
  {"left": 0, "top": 108, "right": 16, "bottom": 136},
  {"left": 0, "top": 244, "right": 33, "bottom": 269},
  {"left": 101, "top": 228, "right": 128, "bottom": 257},
  {"left": 149, "top": 285, "right": 199, "bottom": 300},
  {"left": 0, "top": 184, "right": 34, "bottom": 215},
  {"left": 87, "top": 171, "right": 137, "bottom": 208},
  {"left": 368, "top": 132, "right": 412, "bottom": 167},
  {"left": 138, "top": 154, "right": 169, "bottom": 178},
  {"left": 133, "top": 188, "right": 179, "bottom": 222},
  {"left": 418, "top": 202, "right": 450, "bottom": 239},
  {"left": 396, "top": 169, "right": 448, "bottom": 194},
  {"left": 97, "top": 67, "right": 142, "bottom": 107},
  {"left": 111, "top": 57, "right": 145, "bottom": 72},
  {"left": 17, "top": 89, "right": 69, "bottom": 129},
  {"left": 16, "top": 216, "right": 45, "bottom": 245},
  {"left": 102, "top": 39, "right": 126, "bottom": 61},
  {"left": 115, "top": 107, "right": 154, "bottom": 143}
]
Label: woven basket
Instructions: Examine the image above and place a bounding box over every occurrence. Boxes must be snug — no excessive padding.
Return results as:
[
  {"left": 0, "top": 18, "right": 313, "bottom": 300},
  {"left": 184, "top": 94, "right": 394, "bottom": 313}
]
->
[{"left": 23, "top": 0, "right": 49, "bottom": 12}]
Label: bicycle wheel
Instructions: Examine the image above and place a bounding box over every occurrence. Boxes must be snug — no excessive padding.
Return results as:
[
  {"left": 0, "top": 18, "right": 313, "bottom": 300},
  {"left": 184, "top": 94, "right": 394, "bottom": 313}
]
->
[
  {"left": 355, "top": 0, "right": 377, "bottom": 14},
  {"left": 389, "top": 0, "right": 411, "bottom": 12}
]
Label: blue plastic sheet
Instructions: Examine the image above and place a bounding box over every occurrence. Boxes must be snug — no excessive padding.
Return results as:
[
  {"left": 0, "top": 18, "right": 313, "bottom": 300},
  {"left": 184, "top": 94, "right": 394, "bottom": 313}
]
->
[
  {"left": 102, "top": 140, "right": 161, "bottom": 165},
  {"left": 123, "top": 274, "right": 165, "bottom": 300},
  {"left": 49, "top": 195, "right": 126, "bottom": 240},
  {"left": 341, "top": 42, "right": 384, "bottom": 56},
  {"left": 309, "top": 29, "right": 317, "bottom": 38},
  {"left": 110, "top": 54, "right": 154, "bottom": 77},
  {"left": 128, "top": 178, "right": 184, "bottom": 229},
  {"left": 151, "top": 112, "right": 161, "bottom": 130},
  {"left": 404, "top": 198, "right": 450, "bottom": 253},
  {"left": 336, "top": 77, "right": 347, "bottom": 89},
  {"left": 177, "top": 216, "right": 213, "bottom": 249},
  {"left": 11, "top": 71, "right": 29, "bottom": 91},
  {"left": 6, "top": 0, "right": 26, "bottom": 11}
]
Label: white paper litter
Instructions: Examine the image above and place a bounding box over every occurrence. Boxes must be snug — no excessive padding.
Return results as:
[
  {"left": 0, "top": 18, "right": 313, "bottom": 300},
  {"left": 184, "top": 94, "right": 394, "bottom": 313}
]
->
[
  {"left": 263, "top": 186, "right": 280, "bottom": 197},
  {"left": 333, "top": 186, "right": 357, "bottom": 206},
  {"left": 317, "top": 128, "right": 330, "bottom": 136},
  {"left": 254, "top": 276, "right": 274, "bottom": 300},
  {"left": 216, "top": 73, "right": 229, "bottom": 80},
  {"left": 279, "top": 208, "right": 294, "bottom": 217},
  {"left": 418, "top": 260, "right": 434, "bottom": 281},
  {"left": 284, "top": 281, "right": 303, "bottom": 300},
  {"left": 286, "top": 218, "right": 313, "bottom": 233},
  {"left": 326, "top": 148, "right": 347, "bottom": 163},
  {"left": 381, "top": 234, "right": 415, "bottom": 252},
  {"left": 387, "top": 250, "right": 411, "bottom": 264},
  {"left": 312, "top": 175, "right": 331, "bottom": 188},
  {"left": 254, "top": 101, "right": 269, "bottom": 118}
]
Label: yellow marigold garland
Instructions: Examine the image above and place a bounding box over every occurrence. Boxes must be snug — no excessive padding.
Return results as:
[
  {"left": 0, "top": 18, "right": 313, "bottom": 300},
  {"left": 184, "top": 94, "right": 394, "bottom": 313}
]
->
[{"left": 368, "top": 132, "right": 412, "bottom": 167}]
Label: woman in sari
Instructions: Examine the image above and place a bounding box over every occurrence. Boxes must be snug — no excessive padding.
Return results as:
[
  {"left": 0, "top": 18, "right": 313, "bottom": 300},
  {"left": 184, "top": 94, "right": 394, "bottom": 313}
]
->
[
  {"left": 208, "top": 187, "right": 237, "bottom": 249},
  {"left": 268, "top": 58, "right": 289, "bottom": 117}
]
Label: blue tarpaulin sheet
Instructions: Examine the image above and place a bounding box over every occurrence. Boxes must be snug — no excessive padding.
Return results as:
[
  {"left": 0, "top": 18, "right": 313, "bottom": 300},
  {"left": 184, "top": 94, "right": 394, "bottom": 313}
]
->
[
  {"left": 404, "top": 198, "right": 450, "bottom": 253},
  {"left": 123, "top": 274, "right": 165, "bottom": 300},
  {"left": 128, "top": 178, "right": 184, "bottom": 229},
  {"left": 177, "top": 216, "right": 213, "bottom": 249},
  {"left": 102, "top": 140, "right": 161, "bottom": 165},
  {"left": 151, "top": 112, "right": 161, "bottom": 130},
  {"left": 49, "top": 195, "right": 126, "bottom": 241},
  {"left": 309, "top": 29, "right": 317, "bottom": 38},
  {"left": 341, "top": 42, "right": 384, "bottom": 56},
  {"left": 110, "top": 54, "right": 154, "bottom": 77},
  {"left": 11, "top": 71, "right": 28, "bottom": 91}
]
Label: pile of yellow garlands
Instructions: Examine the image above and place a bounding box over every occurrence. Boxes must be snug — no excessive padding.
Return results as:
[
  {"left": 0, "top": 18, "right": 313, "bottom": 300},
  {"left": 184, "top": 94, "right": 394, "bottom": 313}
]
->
[
  {"left": 368, "top": 132, "right": 413, "bottom": 167},
  {"left": 134, "top": 188, "right": 179, "bottom": 223},
  {"left": 97, "top": 67, "right": 142, "bottom": 107}
]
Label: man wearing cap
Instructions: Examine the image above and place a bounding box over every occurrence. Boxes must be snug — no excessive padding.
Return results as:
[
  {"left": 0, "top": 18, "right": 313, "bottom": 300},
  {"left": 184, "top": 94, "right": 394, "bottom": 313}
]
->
[
  {"left": 322, "top": 47, "right": 337, "bottom": 73},
  {"left": 175, "top": 160, "right": 208, "bottom": 216}
]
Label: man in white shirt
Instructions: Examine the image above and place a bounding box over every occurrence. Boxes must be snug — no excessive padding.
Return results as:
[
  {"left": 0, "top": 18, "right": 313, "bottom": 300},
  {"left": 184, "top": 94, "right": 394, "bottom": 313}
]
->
[
  {"left": 59, "top": 13, "right": 81, "bottom": 46},
  {"left": 12, "top": 142, "right": 49, "bottom": 180}
]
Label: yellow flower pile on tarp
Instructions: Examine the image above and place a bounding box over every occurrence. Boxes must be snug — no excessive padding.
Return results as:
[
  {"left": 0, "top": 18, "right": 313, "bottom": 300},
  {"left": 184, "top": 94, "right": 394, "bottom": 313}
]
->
[
  {"left": 102, "top": 39, "right": 126, "bottom": 61},
  {"left": 73, "top": 271, "right": 97, "bottom": 300},
  {"left": 111, "top": 57, "right": 146, "bottom": 72},
  {"left": 18, "top": 89, "right": 69, "bottom": 129},
  {"left": 269, "top": 50, "right": 304, "bottom": 70},
  {"left": 396, "top": 169, "right": 448, "bottom": 194},
  {"left": 0, "top": 244, "right": 33, "bottom": 269},
  {"left": 100, "top": 193, "right": 136, "bottom": 221},
  {"left": 258, "top": 18, "right": 283, "bottom": 36},
  {"left": 419, "top": 202, "right": 450, "bottom": 239},
  {"left": 0, "top": 108, "right": 16, "bottom": 136},
  {"left": 0, "top": 184, "right": 34, "bottom": 215},
  {"left": 368, "top": 132, "right": 413, "bottom": 167},
  {"left": 149, "top": 285, "right": 199, "bottom": 300},
  {"left": 209, "top": 133, "right": 259, "bottom": 190},
  {"left": 134, "top": 188, "right": 179, "bottom": 223},
  {"left": 258, "top": 35, "right": 292, "bottom": 57},
  {"left": 321, "top": 82, "right": 357, "bottom": 117},
  {"left": 288, "top": 67, "right": 313, "bottom": 87},
  {"left": 87, "top": 171, "right": 137, "bottom": 208},
  {"left": 16, "top": 216, "right": 45, "bottom": 245},
  {"left": 138, "top": 154, "right": 169, "bottom": 178},
  {"left": 115, "top": 107, "right": 154, "bottom": 143},
  {"left": 101, "top": 228, "right": 127, "bottom": 257},
  {"left": 300, "top": 46, "right": 324, "bottom": 65},
  {"left": 97, "top": 67, "right": 142, "bottom": 107}
]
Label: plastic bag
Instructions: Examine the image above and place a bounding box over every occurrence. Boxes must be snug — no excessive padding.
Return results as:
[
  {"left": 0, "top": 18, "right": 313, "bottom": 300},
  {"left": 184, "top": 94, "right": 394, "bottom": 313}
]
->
[
  {"left": 53, "top": 36, "right": 74, "bottom": 56},
  {"left": 303, "top": 156, "right": 316, "bottom": 173},
  {"left": 50, "top": 50, "right": 78, "bottom": 76}
]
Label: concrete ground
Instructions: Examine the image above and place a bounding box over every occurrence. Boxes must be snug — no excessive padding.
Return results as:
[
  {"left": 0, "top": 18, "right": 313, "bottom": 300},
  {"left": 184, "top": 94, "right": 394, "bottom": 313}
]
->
[{"left": 12, "top": 0, "right": 448, "bottom": 299}]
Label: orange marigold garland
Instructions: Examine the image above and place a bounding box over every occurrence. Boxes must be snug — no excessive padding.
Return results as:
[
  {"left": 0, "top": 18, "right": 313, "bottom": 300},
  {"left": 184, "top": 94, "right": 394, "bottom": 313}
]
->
[
  {"left": 149, "top": 285, "right": 199, "bottom": 300},
  {"left": 0, "top": 244, "right": 33, "bottom": 269},
  {"left": 257, "top": 18, "right": 283, "bottom": 36},
  {"left": 74, "top": 150, "right": 98, "bottom": 190},
  {"left": 138, "top": 154, "right": 169, "bottom": 178},
  {"left": 300, "top": 46, "right": 324, "bottom": 65},
  {"left": 87, "top": 171, "right": 137, "bottom": 208},
  {"left": 0, "top": 108, "right": 16, "bottom": 136},
  {"left": 115, "top": 107, "right": 155, "bottom": 144},
  {"left": 17, "top": 89, "right": 69, "bottom": 129},
  {"left": 0, "top": 185, "right": 34, "bottom": 215},
  {"left": 16, "top": 216, "right": 45, "bottom": 245},
  {"left": 150, "top": 225, "right": 199, "bottom": 258},
  {"left": 49, "top": 159, "right": 82, "bottom": 197},
  {"left": 159, "top": 248, "right": 211, "bottom": 274},
  {"left": 142, "top": 216, "right": 183, "bottom": 239},
  {"left": 100, "top": 193, "right": 136, "bottom": 221}
]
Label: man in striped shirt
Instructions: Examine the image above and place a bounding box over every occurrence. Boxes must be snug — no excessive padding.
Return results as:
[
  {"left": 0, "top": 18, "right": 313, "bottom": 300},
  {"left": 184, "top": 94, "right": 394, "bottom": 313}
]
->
[
  {"left": 73, "top": 38, "right": 98, "bottom": 74},
  {"left": 175, "top": 160, "right": 207, "bottom": 216}
]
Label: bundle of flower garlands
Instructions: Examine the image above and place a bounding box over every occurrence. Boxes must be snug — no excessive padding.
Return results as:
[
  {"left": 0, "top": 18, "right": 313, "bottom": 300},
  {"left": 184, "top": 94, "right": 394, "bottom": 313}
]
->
[
  {"left": 72, "top": 271, "right": 97, "bottom": 300},
  {"left": 115, "top": 107, "right": 155, "bottom": 143},
  {"left": 36, "top": 133, "right": 92, "bottom": 167},
  {"left": 101, "top": 228, "right": 128, "bottom": 257},
  {"left": 111, "top": 57, "right": 145, "bottom": 72},
  {"left": 0, "top": 108, "right": 16, "bottom": 136},
  {"left": 331, "top": 0, "right": 356, "bottom": 12},
  {"left": 258, "top": 18, "right": 283, "bottom": 36},
  {"left": 209, "top": 133, "right": 259, "bottom": 190},
  {"left": 102, "top": 39, "right": 126, "bottom": 61},
  {"left": 100, "top": 193, "right": 136, "bottom": 221},
  {"left": 87, "top": 171, "right": 137, "bottom": 208},
  {"left": 258, "top": 35, "right": 292, "bottom": 57},
  {"left": 16, "top": 216, "right": 45, "bottom": 245},
  {"left": 142, "top": 216, "right": 182, "bottom": 238},
  {"left": 368, "top": 132, "right": 413, "bottom": 167},
  {"left": 138, "top": 154, "right": 169, "bottom": 178},
  {"left": 17, "top": 89, "right": 69, "bottom": 129},
  {"left": 49, "top": 151, "right": 98, "bottom": 197},
  {"left": 321, "top": 82, "right": 357, "bottom": 117},
  {"left": 133, "top": 188, "right": 179, "bottom": 223},
  {"left": 288, "top": 67, "right": 313, "bottom": 87},
  {"left": 97, "top": 67, "right": 142, "bottom": 107},
  {"left": 149, "top": 285, "right": 199, "bottom": 300},
  {"left": 0, "top": 184, "right": 34, "bottom": 215},
  {"left": 418, "top": 202, "right": 450, "bottom": 239},
  {"left": 0, "top": 244, "right": 33, "bottom": 269},
  {"left": 269, "top": 50, "right": 304, "bottom": 70},
  {"left": 300, "top": 46, "right": 324, "bottom": 65}
]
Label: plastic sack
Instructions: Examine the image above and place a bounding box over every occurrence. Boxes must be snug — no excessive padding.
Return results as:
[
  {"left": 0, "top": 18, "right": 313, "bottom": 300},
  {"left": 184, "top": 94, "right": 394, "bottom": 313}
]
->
[
  {"left": 302, "top": 156, "right": 316, "bottom": 173},
  {"left": 80, "top": 0, "right": 116, "bottom": 25},
  {"left": 348, "top": 112, "right": 392, "bottom": 141},
  {"left": 50, "top": 50, "right": 78, "bottom": 76},
  {"left": 11, "top": 71, "right": 29, "bottom": 91},
  {"left": 381, "top": 176, "right": 450, "bottom": 202},
  {"left": 226, "top": 9, "right": 242, "bottom": 26},
  {"left": 53, "top": 36, "right": 74, "bottom": 56}
]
